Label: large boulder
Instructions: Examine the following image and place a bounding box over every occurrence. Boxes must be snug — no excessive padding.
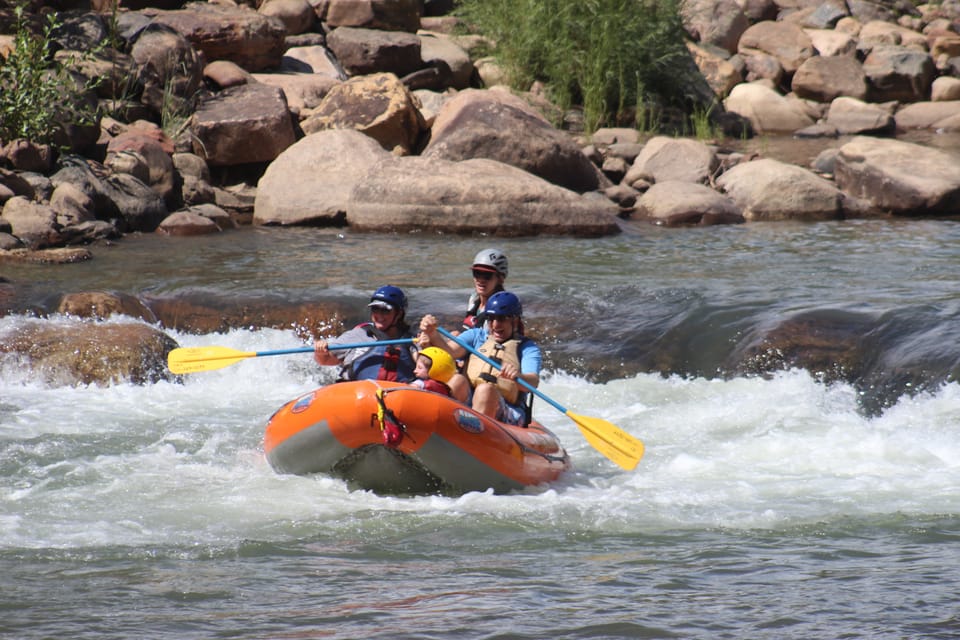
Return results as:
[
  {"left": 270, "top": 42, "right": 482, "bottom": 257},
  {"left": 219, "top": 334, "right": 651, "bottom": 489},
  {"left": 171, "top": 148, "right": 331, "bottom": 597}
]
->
[
  {"left": 422, "top": 89, "right": 604, "bottom": 193},
  {"left": 259, "top": 0, "right": 315, "bottom": 35},
  {"left": 347, "top": 157, "right": 621, "bottom": 236},
  {"left": 0, "top": 320, "right": 178, "bottom": 386},
  {"left": 418, "top": 32, "right": 474, "bottom": 90},
  {"left": 254, "top": 129, "right": 391, "bottom": 226},
  {"left": 716, "top": 158, "right": 844, "bottom": 221},
  {"left": 723, "top": 81, "right": 815, "bottom": 133},
  {"left": 738, "top": 20, "right": 815, "bottom": 75},
  {"left": 680, "top": 0, "right": 750, "bottom": 53},
  {"left": 156, "top": 207, "right": 225, "bottom": 236},
  {"left": 863, "top": 44, "right": 936, "bottom": 102},
  {"left": 105, "top": 128, "right": 180, "bottom": 209},
  {"left": 325, "top": 27, "right": 422, "bottom": 77},
  {"left": 190, "top": 83, "right": 297, "bottom": 167},
  {"left": 322, "top": 0, "right": 422, "bottom": 32},
  {"left": 894, "top": 101, "right": 960, "bottom": 130},
  {"left": 791, "top": 55, "right": 868, "bottom": 102},
  {"left": 635, "top": 180, "right": 744, "bottom": 226},
  {"left": 804, "top": 28, "right": 857, "bottom": 57},
  {"left": 932, "top": 77, "right": 960, "bottom": 102},
  {"left": 142, "top": 292, "right": 344, "bottom": 336},
  {"left": 128, "top": 23, "right": 204, "bottom": 120},
  {"left": 50, "top": 157, "right": 168, "bottom": 232},
  {"left": 729, "top": 308, "right": 874, "bottom": 385},
  {"left": 825, "top": 96, "right": 896, "bottom": 135},
  {"left": 623, "top": 136, "right": 720, "bottom": 185},
  {"left": 144, "top": 3, "right": 287, "bottom": 72},
  {"left": 686, "top": 41, "right": 744, "bottom": 99},
  {"left": 857, "top": 20, "right": 928, "bottom": 52},
  {"left": 50, "top": 182, "right": 96, "bottom": 226},
  {"left": 833, "top": 137, "right": 960, "bottom": 215},
  {"left": 58, "top": 291, "right": 159, "bottom": 323},
  {"left": 0, "top": 197, "right": 62, "bottom": 249},
  {"left": 300, "top": 72, "right": 425, "bottom": 154}
]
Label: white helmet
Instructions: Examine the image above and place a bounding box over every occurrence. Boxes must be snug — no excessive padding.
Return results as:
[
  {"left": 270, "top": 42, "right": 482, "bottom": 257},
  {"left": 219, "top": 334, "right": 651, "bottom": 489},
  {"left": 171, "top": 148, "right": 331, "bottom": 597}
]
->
[{"left": 472, "top": 248, "right": 508, "bottom": 277}]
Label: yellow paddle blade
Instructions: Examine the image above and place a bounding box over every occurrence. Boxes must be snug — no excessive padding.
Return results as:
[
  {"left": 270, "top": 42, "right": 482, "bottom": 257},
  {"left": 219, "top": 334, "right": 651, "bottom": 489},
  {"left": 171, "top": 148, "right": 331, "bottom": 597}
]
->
[
  {"left": 167, "top": 346, "right": 256, "bottom": 374},
  {"left": 568, "top": 412, "right": 645, "bottom": 471}
]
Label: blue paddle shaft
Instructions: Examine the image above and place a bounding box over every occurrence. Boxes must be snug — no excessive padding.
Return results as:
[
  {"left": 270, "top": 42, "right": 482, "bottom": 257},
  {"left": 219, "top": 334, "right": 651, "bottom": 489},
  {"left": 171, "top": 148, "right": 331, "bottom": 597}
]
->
[
  {"left": 254, "top": 338, "right": 414, "bottom": 358},
  {"left": 437, "top": 327, "right": 567, "bottom": 415}
]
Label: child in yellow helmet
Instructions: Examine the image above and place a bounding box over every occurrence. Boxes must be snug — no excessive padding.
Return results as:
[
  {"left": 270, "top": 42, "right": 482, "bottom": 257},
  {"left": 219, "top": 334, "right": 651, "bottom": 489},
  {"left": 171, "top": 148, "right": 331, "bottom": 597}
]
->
[{"left": 412, "top": 347, "right": 469, "bottom": 403}]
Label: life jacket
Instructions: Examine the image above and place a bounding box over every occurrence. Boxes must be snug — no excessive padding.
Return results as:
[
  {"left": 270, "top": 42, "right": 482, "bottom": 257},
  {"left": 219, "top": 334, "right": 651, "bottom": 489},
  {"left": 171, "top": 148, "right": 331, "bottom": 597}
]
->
[
  {"left": 462, "top": 286, "right": 504, "bottom": 329},
  {"left": 463, "top": 293, "right": 482, "bottom": 329},
  {"left": 345, "top": 323, "right": 416, "bottom": 382},
  {"left": 465, "top": 336, "right": 522, "bottom": 405},
  {"left": 420, "top": 378, "right": 452, "bottom": 396}
]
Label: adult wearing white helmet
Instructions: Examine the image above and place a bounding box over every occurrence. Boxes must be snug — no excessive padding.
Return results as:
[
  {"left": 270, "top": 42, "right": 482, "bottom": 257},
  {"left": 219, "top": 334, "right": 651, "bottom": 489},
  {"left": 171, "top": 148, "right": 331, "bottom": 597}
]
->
[{"left": 463, "top": 248, "right": 508, "bottom": 330}]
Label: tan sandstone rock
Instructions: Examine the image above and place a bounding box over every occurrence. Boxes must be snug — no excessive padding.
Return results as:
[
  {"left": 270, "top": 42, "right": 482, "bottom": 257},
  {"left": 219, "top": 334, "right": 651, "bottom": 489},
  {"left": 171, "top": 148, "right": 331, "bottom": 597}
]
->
[
  {"left": 716, "top": 158, "right": 843, "bottom": 221},
  {"left": 0, "top": 320, "right": 179, "bottom": 386},
  {"left": 834, "top": 137, "right": 960, "bottom": 215},
  {"left": 347, "top": 157, "right": 621, "bottom": 236},
  {"left": 253, "top": 129, "right": 391, "bottom": 226}
]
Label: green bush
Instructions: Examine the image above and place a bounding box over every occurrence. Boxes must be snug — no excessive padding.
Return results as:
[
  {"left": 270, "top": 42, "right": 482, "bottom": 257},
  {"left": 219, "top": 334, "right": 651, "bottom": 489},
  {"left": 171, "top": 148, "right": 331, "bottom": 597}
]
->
[
  {"left": 457, "top": 0, "right": 693, "bottom": 132},
  {"left": 0, "top": 5, "right": 101, "bottom": 146}
]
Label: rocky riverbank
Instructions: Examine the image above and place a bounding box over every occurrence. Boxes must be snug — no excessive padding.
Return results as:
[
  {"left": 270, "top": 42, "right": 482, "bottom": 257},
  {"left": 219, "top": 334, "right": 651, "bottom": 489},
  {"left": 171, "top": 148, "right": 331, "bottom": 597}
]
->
[{"left": 0, "top": 0, "right": 959, "bottom": 255}]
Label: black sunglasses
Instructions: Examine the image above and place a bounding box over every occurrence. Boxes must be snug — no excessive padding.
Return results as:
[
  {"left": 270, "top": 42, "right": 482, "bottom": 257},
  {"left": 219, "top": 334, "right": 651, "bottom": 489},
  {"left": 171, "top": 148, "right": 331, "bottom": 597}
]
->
[
  {"left": 472, "top": 270, "right": 496, "bottom": 281},
  {"left": 487, "top": 314, "right": 512, "bottom": 322}
]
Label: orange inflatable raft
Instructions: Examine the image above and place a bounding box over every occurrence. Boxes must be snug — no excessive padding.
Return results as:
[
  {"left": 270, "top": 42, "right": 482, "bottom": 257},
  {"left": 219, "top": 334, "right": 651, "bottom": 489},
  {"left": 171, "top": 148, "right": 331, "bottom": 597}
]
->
[{"left": 264, "top": 380, "right": 570, "bottom": 495}]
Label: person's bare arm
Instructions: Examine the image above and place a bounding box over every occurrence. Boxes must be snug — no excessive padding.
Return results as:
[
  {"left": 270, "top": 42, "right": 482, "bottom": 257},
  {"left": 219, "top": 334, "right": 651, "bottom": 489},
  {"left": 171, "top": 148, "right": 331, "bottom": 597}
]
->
[{"left": 418, "top": 314, "right": 466, "bottom": 359}]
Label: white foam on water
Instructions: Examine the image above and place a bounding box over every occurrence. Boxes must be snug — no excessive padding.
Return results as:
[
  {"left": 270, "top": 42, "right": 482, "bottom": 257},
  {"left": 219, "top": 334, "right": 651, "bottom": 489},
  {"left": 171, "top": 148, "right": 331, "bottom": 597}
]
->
[{"left": 3, "top": 323, "right": 959, "bottom": 549}]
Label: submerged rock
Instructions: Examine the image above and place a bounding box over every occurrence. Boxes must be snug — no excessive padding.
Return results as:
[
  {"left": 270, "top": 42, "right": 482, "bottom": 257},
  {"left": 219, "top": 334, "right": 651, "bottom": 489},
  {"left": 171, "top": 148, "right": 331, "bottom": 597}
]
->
[{"left": 0, "top": 321, "right": 179, "bottom": 386}]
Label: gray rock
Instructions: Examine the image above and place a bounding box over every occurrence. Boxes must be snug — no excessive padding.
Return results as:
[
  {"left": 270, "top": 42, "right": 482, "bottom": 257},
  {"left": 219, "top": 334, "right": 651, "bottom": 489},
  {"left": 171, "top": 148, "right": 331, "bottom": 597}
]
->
[
  {"left": 834, "top": 136, "right": 960, "bottom": 215},
  {"left": 190, "top": 83, "right": 297, "bottom": 167},
  {"left": 326, "top": 27, "right": 422, "bottom": 77},
  {"left": 716, "top": 157, "right": 843, "bottom": 220},
  {"left": 624, "top": 136, "right": 720, "bottom": 185},
  {"left": 254, "top": 129, "right": 390, "bottom": 226},
  {"left": 348, "top": 156, "right": 621, "bottom": 236},
  {"left": 635, "top": 180, "right": 744, "bottom": 226},
  {"left": 422, "top": 89, "right": 604, "bottom": 193}
]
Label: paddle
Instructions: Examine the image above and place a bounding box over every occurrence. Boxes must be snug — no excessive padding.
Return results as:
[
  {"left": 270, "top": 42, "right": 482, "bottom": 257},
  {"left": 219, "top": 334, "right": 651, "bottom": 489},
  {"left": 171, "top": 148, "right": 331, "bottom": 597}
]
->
[
  {"left": 167, "top": 338, "right": 415, "bottom": 375},
  {"left": 437, "top": 328, "right": 644, "bottom": 470}
]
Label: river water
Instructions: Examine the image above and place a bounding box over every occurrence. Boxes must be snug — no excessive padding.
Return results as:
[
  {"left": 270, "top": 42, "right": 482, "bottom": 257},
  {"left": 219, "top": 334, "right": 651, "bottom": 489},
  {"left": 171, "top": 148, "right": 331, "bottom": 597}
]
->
[{"left": 2, "top": 221, "right": 960, "bottom": 639}]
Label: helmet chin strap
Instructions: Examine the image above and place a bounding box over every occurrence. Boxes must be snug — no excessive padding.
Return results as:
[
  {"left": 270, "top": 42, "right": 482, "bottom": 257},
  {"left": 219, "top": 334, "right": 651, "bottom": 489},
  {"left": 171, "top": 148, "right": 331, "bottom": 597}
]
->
[{"left": 388, "top": 310, "right": 404, "bottom": 332}]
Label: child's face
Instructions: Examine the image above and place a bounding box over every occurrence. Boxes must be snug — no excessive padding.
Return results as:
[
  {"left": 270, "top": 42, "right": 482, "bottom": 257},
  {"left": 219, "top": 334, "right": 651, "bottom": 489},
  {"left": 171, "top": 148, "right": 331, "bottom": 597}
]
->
[{"left": 414, "top": 355, "right": 432, "bottom": 380}]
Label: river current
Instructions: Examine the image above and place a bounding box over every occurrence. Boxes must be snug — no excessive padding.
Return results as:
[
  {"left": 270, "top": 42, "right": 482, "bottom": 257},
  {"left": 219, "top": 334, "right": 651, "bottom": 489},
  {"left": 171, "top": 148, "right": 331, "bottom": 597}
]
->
[{"left": 2, "top": 221, "right": 960, "bottom": 638}]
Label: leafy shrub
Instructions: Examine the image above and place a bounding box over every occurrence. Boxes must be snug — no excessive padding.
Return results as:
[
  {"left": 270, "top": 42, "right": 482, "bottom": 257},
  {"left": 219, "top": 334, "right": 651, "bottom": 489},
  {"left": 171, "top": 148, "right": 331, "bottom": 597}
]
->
[
  {"left": 0, "top": 5, "right": 101, "bottom": 146},
  {"left": 457, "top": 0, "right": 694, "bottom": 132}
]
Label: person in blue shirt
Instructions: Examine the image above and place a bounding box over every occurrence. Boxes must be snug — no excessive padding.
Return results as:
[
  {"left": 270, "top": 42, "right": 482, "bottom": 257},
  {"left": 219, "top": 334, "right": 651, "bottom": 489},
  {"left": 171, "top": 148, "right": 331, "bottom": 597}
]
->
[
  {"left": 314, "top": 285, "right": 417, "bottom": 382},
  {"left": 418, "top": 291, "right": 540, "bottom": 425}
]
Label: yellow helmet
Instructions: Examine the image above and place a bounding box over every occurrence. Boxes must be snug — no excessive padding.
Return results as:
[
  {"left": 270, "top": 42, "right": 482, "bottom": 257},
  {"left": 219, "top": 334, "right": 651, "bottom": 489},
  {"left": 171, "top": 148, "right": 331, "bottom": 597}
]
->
[{"left": 419, "top": 347, "right": 456, "bottom": 383}]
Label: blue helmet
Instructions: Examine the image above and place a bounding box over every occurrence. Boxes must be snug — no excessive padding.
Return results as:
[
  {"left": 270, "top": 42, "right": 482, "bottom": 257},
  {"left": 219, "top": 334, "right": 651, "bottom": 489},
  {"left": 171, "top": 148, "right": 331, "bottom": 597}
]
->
[
  {"left": 485, "top": 291, "right": 522, "bottom": 317},
  {"left": 369, "top": 285, "right": 407, "bottom": 311}
]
